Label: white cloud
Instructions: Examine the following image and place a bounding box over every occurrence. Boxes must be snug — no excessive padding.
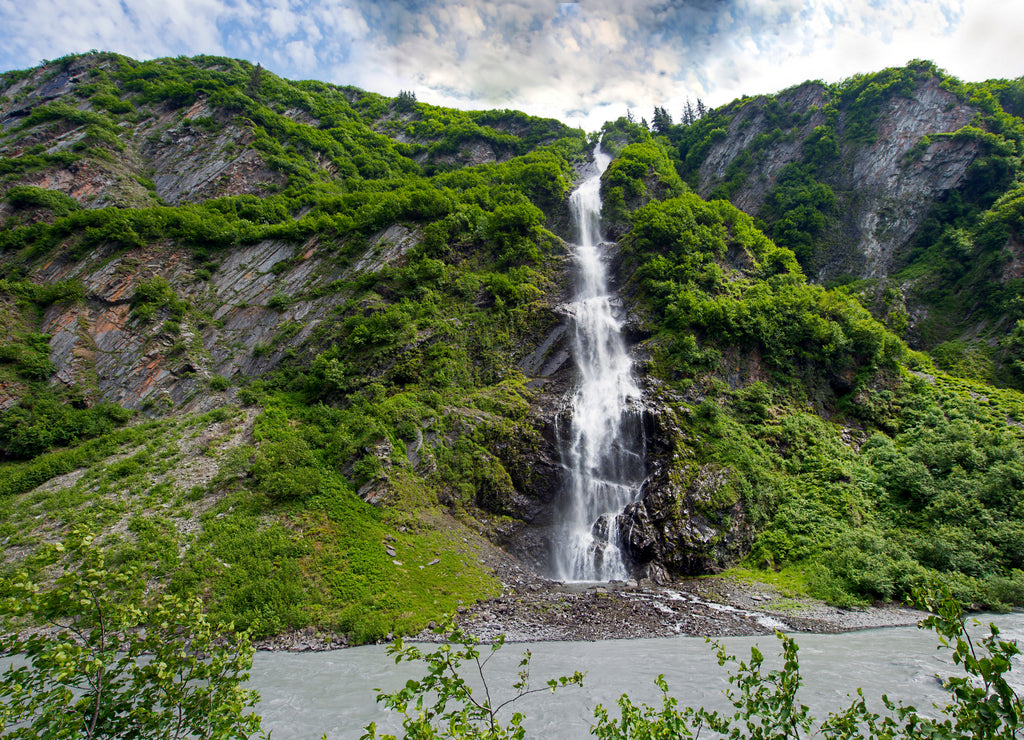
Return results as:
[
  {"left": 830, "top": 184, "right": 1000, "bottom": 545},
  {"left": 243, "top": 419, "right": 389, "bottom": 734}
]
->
[
  {"left": 311, "top": 3, "right": 369, "bottom": 35},
  {"left": 285, "top": 40, "right": 317, "bottom": 70},
  {"left": 931, "top": 0, "right": 1024, "bottom": 81},
  {"left": 450, "top": 4, "right": 486, "bottom": 36},
  {"left": 266, "top": 3, "right": 302, "bottom": 38},
  {"left": 1, "top": 0, "right": 1022, "bottom": 132},
  {"left": 0, "top": 0, "right": 231, "bottom": 66}
]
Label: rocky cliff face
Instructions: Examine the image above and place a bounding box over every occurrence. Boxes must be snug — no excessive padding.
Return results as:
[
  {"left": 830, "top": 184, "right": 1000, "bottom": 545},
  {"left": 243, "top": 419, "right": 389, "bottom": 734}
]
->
[
  {"left": 697, "top": 82, "right": 830, "bottom": 215},
  {"left": 835, "top": 77, "right": 980, "bottom": 280},
  {"left": 614, "top": 384, "right": 756, "bottom": 582},
  {"left": 692, "top": 74, "right": 982, "bottom": 282},
  {"left": 0, "top": 55, "right": 574, "bottom": 414},
  {"left": 28, "top": 234, "right": 356, "bottom": 410},
  {"left": 1, "top": 59, "right": 284, "bottom": 210}
]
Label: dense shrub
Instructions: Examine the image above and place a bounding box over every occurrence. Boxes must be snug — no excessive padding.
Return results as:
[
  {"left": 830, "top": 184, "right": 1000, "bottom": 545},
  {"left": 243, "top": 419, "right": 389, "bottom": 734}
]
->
[{"left": 0, "top": 394, "right": 133, "bottom": 459}]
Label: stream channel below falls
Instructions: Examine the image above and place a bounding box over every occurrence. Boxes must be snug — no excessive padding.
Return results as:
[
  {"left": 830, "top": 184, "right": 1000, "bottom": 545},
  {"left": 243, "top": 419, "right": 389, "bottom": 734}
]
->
[{"left": 252, "top": 611, "right": 1024, "bottom": 738}]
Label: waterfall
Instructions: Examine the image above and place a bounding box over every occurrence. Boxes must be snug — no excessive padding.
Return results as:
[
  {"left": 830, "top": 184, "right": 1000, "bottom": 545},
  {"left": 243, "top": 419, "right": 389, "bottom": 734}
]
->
[{"left": 553, "top": 141, "right": 646, "bottom": 582}]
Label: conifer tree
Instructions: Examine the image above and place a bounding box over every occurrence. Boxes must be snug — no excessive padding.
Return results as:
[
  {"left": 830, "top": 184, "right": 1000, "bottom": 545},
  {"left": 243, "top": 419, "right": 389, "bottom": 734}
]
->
[
  {"left": 683, "top": 99, "right": 696, "bottom": 125},
  {"left": 652, "top": 106, "right": 673, "bottom": 134},
  {"left": 246, "top": 62, "right": 262, "bottom": 99},
  {"left": 395, "top": 90, "right": 417, "bottom": 112}
]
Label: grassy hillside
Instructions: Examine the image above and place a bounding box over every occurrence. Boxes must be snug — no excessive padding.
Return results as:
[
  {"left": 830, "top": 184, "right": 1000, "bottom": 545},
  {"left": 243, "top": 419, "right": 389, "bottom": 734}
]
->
[{"left": 615, "top": 188, "right": 1024, "bottom": 608}]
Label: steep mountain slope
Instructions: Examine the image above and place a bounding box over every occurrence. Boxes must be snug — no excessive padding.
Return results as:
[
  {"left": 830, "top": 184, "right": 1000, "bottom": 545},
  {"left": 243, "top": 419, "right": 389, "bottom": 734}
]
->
[
  {"left": 0, "top": 52, "right": 589, "bottom": 639},
  {"left": 1, "top": 53, "right": 1023, "bottom": 642},
  {"left": 658, "top": 61, "right": 1024, "bottom": 385},
  {"left": 0, "top": 53, "right": 581, "bottom": 411}
]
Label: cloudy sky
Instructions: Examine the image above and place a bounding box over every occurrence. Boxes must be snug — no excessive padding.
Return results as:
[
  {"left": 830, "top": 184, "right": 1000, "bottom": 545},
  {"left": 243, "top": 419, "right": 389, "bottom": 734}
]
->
[{"left": 1, "top": 0, "right": 1022, "bottom": 130}]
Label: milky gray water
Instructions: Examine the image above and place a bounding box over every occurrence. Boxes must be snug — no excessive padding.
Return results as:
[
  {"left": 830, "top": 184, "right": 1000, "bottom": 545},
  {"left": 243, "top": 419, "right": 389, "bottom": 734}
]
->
[{"left": 250, "top": 612, "right": 1024, "bottom": 738}]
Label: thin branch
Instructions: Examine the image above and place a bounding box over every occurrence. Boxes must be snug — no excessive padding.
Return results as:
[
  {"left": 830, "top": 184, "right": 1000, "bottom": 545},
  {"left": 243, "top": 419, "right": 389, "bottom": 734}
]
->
[
  {"left": 474, "top": 653, "right": 498, "bottom": 732},
  {"left": 87, "top": 591, "right": 106, "bottom": 740},
  {"left": 493, "top": 685, "right": 563, "bottom": 715},
  {"left": 960, "top": 619, "right": 989, "bottom": 693},
  {"left": 443, "top": 652, "right": 486, "bottom": 712}
]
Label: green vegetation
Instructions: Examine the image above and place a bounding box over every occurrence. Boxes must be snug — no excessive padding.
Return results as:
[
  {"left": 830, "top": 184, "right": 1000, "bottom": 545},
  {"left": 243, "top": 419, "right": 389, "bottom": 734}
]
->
[
  {"left": 624, "top": 193, "right": 899, "bottom": 381},
  {"left": 0, "top": 392, "right": 131, "bottom": 458},
  {"left": 0, "top": 53, "right": 590, "bottom": 643},
  {"left": 627, "top": 60, "right": 1024, "bottom": 598},
  {"left": 0, "top": 531, "right": 264, "bottom": 738},
  {"left": 618, "top": 191, "right": 1024, "bottom": 608},
  {"left": 0, "top": 52, "right": 585, "bottom": 268},
  {"left": 1, "top": 51, "right": 1024, "bottom": 647},
  {"left": 0, "top": 399, "right": 504, "bottom": 642},
  {"left": 653, "top": 59, "right": 1024, "bottom": 385},
  {"left": 5, "top": 185, "right": 81, "bottom": 217},
  {"left": 594, "top": 593, "right": 1023, "bottom": 739},
  {"left": 601, "top": 138, "right": 685, "bottom": 229},
  {"left": 739, "top": 373, "right": 1024, "bottom": 608},
  {"left": 362, "top": 618, "right": 584, "bottom": 740},
  {"left": 759, "top": 164, "right": 836, "bottom": 265}
]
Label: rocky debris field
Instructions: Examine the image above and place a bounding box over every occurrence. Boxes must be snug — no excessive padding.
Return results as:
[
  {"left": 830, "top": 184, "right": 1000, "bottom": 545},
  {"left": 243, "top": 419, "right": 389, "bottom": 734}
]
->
[
  {"left": 255, "top": 627, "right": 350, "bottom": 652},
  {"left": 254, "top": 542, "right": 926, "bottom": 652},
  {"left": 422, "top": 556, "right": 926, "bottom": 645},
  {"left": 479, "top": 541, "right": 919, "bottom": 640}
]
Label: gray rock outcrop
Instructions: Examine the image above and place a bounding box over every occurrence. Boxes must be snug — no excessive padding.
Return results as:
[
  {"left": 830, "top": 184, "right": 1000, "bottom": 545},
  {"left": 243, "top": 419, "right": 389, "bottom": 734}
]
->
[{"left": 694, "top": 75, "right": 983, "bottom": 282}]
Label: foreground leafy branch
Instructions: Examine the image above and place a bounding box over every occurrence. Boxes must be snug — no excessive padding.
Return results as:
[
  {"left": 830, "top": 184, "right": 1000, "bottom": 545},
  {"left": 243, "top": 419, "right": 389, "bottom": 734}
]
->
[
  {"left": 0, "top": 531, "right": 266, "bottom": 739},
  {"left": 361, "top": 618, "right": 584, "bottom": 740},
  {"left": 911, "top": 593, "right": 1023, "bottom": 738},
  {"left": 593, "top": 590, "right": 1022, "bottom": 740},
  {"left": 370, "top": 592, "right": 1021, "bottom": 740},
  {"left": 592, "top": 632, "right": 813, "bottom": 740}
]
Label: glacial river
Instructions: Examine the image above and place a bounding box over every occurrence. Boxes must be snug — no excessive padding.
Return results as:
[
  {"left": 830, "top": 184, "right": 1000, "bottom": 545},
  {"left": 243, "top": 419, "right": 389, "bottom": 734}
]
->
[{"left": 250, "top": 611, "right": 1024, "bottom": 739}]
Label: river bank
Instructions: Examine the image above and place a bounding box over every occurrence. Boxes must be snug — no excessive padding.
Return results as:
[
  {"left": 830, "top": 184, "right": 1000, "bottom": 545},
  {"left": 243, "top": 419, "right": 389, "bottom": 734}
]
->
[
  {"left": 254, "top": 545, "right": 926, "bottom": 651},
  {"left": 418, "top": 548, "right": 926, "bottom": 643},
  {"left": 434, "top": 577, "right": 926, "bottom": 644}
]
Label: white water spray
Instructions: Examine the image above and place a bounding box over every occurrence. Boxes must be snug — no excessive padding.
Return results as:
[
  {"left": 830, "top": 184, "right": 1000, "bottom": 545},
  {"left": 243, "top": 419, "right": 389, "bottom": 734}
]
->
[{"left": 553, "top": 142, "right": 646, "bottom": 582}]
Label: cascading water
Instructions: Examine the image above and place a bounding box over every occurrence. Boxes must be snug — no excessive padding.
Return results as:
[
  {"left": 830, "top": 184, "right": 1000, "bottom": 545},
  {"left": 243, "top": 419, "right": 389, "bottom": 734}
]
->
[{"left": 552, "top": 142, "right": 646, "bottom": 582}]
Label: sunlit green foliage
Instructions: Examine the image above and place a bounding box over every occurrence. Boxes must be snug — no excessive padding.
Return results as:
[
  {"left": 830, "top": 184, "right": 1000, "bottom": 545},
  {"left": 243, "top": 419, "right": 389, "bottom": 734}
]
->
[
  {"left": 134, "top": 384, "right": 511, "bottom": 640},
  {"left": 0, "top": 531, "right": 266, "bottom": 739},
  {"left": 601, "top": 140, "right": 685, "bottom": 226},
  {"left": 625, "top": 193, "right": 898, "bottom": 378},
  {"left": 3, "top": 51, "right": 1024, "bottom": 643},
  {"left": 0, "top": 52, "right": 585, "bottom": 272},
  {"left": 759, "top": 164, "right": 836, "bottom": 264},
  {"left": 362, "top": 618, "right": 584, "bottom": 740},
  {"left": 0, "top": 392, "right": 132, "bottom": 459},
  {"left": 5, "top": 185, "right": 81, "bottom": 216},
  {"left": 729, "top": 371, "right": 1024, "bottom": 608},
  {"left": 834, "top": 61, "right": 936, "bottom": 143}
]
